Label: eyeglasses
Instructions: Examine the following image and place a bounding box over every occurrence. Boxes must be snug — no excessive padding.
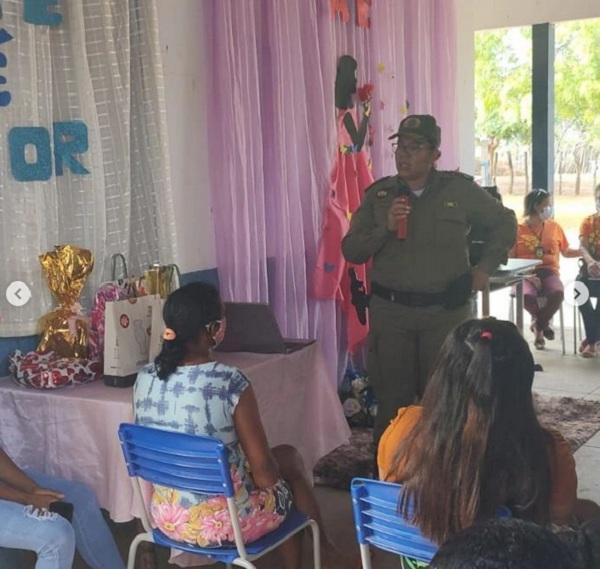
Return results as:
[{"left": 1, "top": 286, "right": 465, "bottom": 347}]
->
[{"left": 392, "top": 141, "right": 431, "bottom": 156}]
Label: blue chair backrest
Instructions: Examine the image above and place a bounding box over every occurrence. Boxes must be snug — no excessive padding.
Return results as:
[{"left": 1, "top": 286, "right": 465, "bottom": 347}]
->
[
  {"left": 118, "top": 423, "right": 235, "bottom": 497},
  {"left": 351, "top": 478, "right": 438, "bottom": 563}
]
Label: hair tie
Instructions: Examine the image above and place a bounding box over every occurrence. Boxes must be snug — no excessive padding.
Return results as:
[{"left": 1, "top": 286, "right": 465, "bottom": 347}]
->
[
  {"left": 480, "top": 330, "right": 493, "bottom": 341},
  {"left": 163, "top": 328, "right": 177, "bottom": 341}
]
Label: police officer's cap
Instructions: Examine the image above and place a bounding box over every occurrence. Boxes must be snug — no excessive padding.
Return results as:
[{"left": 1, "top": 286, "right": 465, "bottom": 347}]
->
[{"left": 389, "top": 114, "right": 441, "bottom": 148}]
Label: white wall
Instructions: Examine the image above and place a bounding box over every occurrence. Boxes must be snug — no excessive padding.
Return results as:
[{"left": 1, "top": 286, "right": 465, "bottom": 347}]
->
[
  {"left": 472, "top": 0, "right": 600, "bottom": 31},
  {"left": 455, "top": 5, "right": 475, "bottom": 174},
  {"left": 455, "top": 0, "right": 600, "bottom": 175},
  {"left": 157, "top": 0, "right": 215, "bottom": 273}
]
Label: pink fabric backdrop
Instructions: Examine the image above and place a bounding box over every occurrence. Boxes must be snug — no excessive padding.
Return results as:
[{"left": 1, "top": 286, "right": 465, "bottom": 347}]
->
[{"left": 205, "top": 0, "right": 458, "bottom": 386}]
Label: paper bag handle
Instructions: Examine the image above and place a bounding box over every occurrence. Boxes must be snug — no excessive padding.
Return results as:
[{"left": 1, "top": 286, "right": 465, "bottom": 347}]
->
[
  {"left": 171, "top": 264, "right": 182, "bottom": 290},
  {"left": 111, "top": 254, "right": 128, "bottom": 282}
]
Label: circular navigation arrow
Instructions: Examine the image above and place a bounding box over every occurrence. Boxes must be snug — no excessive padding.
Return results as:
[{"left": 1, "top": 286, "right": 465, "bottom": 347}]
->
[
  {"left": 564, "top": 281, "right": 590, "bottom": 307},
  {"left": 5, "top": 281, "right": 32, "bottom": 307}
]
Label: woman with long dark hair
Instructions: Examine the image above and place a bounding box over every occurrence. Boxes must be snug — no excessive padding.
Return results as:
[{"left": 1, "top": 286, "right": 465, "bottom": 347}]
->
[
  {"left": 377, "top": 318, "right": 598, "bottom": 545},
  {"left": 334, "top": 55, "right": 371, "bottom": 154}
]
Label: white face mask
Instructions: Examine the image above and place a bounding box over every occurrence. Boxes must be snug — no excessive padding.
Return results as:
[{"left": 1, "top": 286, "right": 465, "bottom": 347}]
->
[{"left": 540, "top": 206, "right": 553, "bottom": 221}]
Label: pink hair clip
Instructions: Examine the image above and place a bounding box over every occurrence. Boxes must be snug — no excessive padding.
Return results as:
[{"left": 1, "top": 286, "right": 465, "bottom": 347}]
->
[
  {"left": 480, "top": 330, "right": 493, "bottom": 341},
  {"left": 162, "top": 328, "right": 176, "bottom": 341}
]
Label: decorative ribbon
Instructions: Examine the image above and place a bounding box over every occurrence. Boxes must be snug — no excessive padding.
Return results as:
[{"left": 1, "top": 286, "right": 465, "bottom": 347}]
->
[{"left": 66, "top": 301, "right": 85, "bottom": 336}]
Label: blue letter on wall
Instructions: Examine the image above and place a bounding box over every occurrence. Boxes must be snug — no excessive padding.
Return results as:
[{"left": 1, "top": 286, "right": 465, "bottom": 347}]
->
[
  {"left": 24, "top": 0, "right": 63, "bottom": 26},
  {"left": 53, "top": 121, "right": 90, "bottom": 176},
  {"left": 9, "top": 127, "right": 53, "bottom": 181},
  {"left": 0, "top": 28, "right": 13, "bottom": 107}
]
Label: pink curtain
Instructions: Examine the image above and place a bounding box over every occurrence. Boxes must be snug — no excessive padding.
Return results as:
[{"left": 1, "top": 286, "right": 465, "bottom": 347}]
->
[{"left": 205, "top": 0, "right": 457, "bottom": 387}]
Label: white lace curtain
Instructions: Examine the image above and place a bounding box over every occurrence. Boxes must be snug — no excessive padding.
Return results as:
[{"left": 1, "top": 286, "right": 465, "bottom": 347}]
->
[{"left": 0, "top": 0, "right": 177, "bottom": 337}]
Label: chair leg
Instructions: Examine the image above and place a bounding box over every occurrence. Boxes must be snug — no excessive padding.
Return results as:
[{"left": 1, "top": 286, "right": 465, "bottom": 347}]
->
[
  {"left": 308, "top": 519, "right": 322, "bottom": 569},
  {"left": 359, "top": 543, "right": 372, "bottom": 569},
  {"left": 515, "top": 282, "right": 525, "bottom": 334},
  {"left": 573, "top": 304, "right": 578, "bottom": 354},
  {"left": 127, "top": 532, "right": 154, "bottom": 569},
  {"left": 232, "top": 559, "right": 257, "bottom": 569},
  {"left": 559, "top": 305, "right": 565, "bottom": 355}
]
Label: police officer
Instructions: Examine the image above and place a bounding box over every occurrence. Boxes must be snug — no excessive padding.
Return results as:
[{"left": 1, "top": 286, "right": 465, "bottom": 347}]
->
[{"left": 342, "top": 115, "right": 517, "bottom": 445}]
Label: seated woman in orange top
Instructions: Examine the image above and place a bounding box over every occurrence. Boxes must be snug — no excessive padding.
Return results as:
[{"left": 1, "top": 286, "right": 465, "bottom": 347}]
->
[
  {"left": 378, "top": 318, "right": 599, "bottom": 546},
  {"left": 577, "top": 183, "right": 600, "bottom": 358},
  {"left": 510, "top": 189, "right": 581, "bottom": 349}
]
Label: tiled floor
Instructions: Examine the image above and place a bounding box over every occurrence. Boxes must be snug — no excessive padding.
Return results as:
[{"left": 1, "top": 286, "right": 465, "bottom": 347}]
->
[
  {"left": 37, "top": 327, "right": 600, "bottom": 568},
  {"left": 529, "top": 331, "right": 600, "bottom": 509}
]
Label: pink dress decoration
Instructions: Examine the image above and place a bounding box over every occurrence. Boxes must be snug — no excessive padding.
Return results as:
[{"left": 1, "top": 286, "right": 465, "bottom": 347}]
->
[{"left": 312, "top": 108, "right": 374, "bottom": 352}]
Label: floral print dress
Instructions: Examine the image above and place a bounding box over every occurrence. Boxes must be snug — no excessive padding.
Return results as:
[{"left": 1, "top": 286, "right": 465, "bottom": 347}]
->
[{"left": 134, "top": 362, "right": 293, "bottom": 547}]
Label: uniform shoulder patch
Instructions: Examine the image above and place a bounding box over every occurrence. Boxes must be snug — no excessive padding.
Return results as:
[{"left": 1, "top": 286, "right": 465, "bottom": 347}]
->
[{"left": 366, "top": 176, "right": 396, "bottom": 197}]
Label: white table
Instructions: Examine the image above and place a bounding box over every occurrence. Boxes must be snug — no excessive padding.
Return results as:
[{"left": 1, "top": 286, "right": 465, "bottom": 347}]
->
[
  {"left": 481, "top": 259, "right": 542, "bottom": 332},
  {"left": 0, "top": 343, "right": 350, "bottom": 522}
]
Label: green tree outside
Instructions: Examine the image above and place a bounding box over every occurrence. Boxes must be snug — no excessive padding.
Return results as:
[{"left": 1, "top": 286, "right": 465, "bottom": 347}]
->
[{"left": 475, "top": 19, "right": 600, "bottom": 196}]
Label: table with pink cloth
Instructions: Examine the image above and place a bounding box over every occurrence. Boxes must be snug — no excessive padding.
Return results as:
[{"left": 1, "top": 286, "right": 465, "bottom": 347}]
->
[{"left": 0, "top": 344, "right": 350, "bottom": 523}]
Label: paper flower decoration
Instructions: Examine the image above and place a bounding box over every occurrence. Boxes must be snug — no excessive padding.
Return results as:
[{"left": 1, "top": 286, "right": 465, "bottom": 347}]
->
[{"left": 357, "top": 83, "right": 374, "bottom": 102}]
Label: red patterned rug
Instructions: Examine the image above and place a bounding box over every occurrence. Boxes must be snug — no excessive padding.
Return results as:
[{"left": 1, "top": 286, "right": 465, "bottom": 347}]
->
[{"left": 314, "top": 394, "right": 600, "bottom": 490}]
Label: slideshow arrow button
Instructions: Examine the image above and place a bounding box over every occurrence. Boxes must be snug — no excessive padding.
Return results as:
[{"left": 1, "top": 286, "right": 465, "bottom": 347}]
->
[
  {"left": 5, "top": 281, "right": 32, "bottom": 307},
  {"left": 564, "top": 281, "right": 590, "bottom": 308}
]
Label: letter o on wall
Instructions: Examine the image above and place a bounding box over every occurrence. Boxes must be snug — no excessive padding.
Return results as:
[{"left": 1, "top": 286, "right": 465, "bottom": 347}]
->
[{"left": 8, "top": 127, "right": 52, "bottom": 181}]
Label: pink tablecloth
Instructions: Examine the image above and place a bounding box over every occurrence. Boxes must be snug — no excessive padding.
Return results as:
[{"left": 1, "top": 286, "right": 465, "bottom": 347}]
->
[{"left": 0, "top": 344, "right": 350, "bottom": 522}]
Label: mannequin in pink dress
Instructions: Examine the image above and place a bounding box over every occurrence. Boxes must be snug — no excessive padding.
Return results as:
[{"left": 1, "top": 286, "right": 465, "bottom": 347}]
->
[{"left": 313, "top": 55, "right": 374, "bottom": 352}]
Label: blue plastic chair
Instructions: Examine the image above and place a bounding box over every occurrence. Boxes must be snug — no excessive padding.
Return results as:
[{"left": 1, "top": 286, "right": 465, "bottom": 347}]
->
[
  {"left": 351, "top": 478, "right": 438, "bottom": 568},
  {"left": 351, "top": 478, "right": 513, "bottom": 568},
  {"left": 118, "top": 423, "right": 321, "bottom": 569}
]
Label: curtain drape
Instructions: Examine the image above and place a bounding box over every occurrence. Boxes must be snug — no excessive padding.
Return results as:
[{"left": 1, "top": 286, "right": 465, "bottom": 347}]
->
[
  {"left": 205, "top": 0, "right": 458, "bottom": 386},
  {"left": 0, "top": 0, "right": 176, "bottom": 337}
]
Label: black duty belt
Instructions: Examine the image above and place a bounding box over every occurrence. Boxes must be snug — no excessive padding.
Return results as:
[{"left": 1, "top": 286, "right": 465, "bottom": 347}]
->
[{"left": 371, "top": 282, "right": 446, "bottom": 307}]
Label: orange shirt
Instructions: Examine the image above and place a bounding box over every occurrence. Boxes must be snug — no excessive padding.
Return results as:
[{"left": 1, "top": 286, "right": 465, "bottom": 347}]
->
[
  {"left": 511, "top": 220, "right": 568, "bottom": 274},
  {"left": 580, "top": 214, "right": 600, "bottom": 260},
  {"left": 377, "top": 405, "right": 577, "bottom": 524}
]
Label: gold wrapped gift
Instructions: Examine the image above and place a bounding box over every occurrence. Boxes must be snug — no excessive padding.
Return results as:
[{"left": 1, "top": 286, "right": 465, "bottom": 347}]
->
[
  {"left": 143, "top": 264, "right": 180, "bottom": 298},
  {"left": 37, "top": 245, "right": 94, "bottom": 358}
]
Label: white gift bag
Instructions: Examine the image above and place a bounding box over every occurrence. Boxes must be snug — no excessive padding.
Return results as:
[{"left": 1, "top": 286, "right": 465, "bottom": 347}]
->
[
  {"left": 148, "top": 297, "right": 166, "bottom": 363},
  {"left": 103, "top": 295, "right": 162, "bottom": 378}
]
